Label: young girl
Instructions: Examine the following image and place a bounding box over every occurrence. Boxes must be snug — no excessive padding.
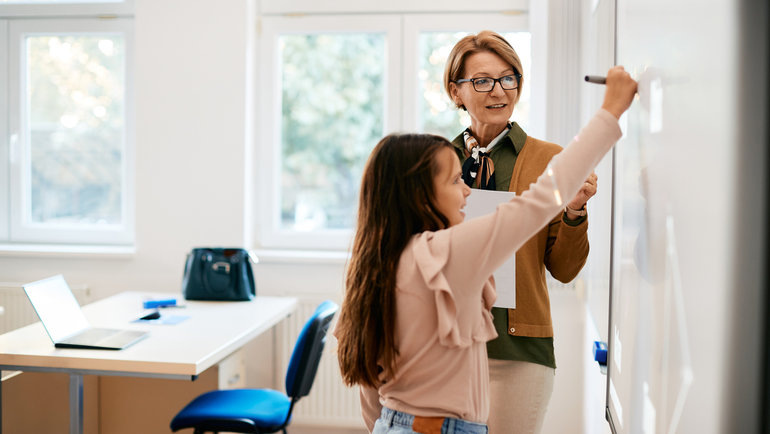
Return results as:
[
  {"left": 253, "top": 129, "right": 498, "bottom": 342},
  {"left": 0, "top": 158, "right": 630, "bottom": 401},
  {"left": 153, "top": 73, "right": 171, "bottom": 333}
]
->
[{"left": 335, "top": 66, "right": 637, "bottom": 434}]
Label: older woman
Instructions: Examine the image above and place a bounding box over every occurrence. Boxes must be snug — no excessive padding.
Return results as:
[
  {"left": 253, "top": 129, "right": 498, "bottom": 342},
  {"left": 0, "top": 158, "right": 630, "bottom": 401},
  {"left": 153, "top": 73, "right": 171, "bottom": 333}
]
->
[{"left": 444, "top": 31, "right": 597, "bottom": 434}]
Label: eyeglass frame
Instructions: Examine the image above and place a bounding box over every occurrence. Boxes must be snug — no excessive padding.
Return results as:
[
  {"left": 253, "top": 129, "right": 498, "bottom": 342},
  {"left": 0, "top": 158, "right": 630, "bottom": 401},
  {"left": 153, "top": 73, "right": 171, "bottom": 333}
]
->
[{"left": 454, "top": 73, "right": 522, "bottom": 93}]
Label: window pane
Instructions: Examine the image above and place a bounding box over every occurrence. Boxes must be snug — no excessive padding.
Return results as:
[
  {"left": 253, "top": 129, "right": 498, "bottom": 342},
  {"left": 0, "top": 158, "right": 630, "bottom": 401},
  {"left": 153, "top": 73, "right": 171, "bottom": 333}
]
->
[
  {"left": 26, "top": 34, "right": 125, "bottom": 226},
  {"left": 417, "top": 31, "right": 531, "bottom": 137},
  {"left": 279, "top": 33, "right": 384, "bottom": 231}
]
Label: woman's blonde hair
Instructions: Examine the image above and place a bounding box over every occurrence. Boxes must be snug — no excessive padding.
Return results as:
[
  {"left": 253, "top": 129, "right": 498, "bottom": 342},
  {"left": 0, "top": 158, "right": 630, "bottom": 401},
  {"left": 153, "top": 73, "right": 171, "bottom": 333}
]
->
[{"left": 443, "top": 30, "right": 523, "bottom": 110}]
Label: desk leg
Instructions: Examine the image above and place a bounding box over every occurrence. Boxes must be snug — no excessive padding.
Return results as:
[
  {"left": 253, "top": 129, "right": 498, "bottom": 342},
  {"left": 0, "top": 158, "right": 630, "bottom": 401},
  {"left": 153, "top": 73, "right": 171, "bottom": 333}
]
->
[
  {"left": 0, "top": 370, "right": 3, "bottom": 434},
  {"left": 69, "top": 374, "right": 83, "bottom": 434}
]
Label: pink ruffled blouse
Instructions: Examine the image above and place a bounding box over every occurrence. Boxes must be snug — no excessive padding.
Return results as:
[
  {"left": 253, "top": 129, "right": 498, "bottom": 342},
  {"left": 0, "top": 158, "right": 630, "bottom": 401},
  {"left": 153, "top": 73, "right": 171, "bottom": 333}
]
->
[{"left": 355, "top": 110, "right": 622, "bottom": 430}]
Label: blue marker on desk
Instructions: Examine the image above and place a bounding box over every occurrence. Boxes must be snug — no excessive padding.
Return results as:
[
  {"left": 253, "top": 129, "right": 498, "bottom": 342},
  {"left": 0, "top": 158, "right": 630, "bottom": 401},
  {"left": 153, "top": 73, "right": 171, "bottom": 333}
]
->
[{"left": 143, "top": 298, "right": 178, "bottom": 309}]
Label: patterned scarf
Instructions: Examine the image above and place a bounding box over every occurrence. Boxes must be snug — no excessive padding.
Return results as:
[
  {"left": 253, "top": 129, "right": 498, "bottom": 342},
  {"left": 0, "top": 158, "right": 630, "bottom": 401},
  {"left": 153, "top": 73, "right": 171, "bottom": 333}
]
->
[{"left": 460, "top": 124, "right": 511, "bottom": 190}]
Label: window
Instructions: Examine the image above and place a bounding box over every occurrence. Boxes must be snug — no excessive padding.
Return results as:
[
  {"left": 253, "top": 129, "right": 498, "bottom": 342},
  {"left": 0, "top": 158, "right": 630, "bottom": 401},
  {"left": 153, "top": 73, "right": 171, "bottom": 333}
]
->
[
  {"left": 0, "top": 4, "right": 134, "bottom": 246},
  {"left": 259, "top": 12, "right": 532, "bottom": 250},
  {"left": 259, "top": 15, "right": 401, "bottom": 249},
  {"left": 280, "top": 32, "right": 386, "bottom": 232}
]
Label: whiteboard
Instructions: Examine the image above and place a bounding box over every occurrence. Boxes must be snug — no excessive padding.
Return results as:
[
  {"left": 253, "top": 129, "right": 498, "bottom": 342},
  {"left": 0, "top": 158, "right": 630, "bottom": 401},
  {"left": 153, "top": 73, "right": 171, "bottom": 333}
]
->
[{"left": 605, "top": 0, "right": 768, "bottom": 433}]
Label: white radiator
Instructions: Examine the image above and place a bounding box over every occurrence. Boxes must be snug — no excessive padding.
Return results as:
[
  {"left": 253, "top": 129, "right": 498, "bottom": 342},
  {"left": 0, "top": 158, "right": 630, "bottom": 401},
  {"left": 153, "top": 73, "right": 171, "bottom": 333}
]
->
[
  {"left": 0, "top": 282, "right": 92, "bottom": 334},
  {"left": 275, "top": 298, "right": 364, "bottom": 428},
  {"left": 274, "top": 281, "right": 575, "bottom": 428}
]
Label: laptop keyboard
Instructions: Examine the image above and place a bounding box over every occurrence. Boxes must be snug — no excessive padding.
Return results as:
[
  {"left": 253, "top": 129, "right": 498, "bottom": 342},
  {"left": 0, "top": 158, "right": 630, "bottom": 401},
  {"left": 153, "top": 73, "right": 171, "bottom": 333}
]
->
[{"left": 64, "top": 328, "right": 135, "bottom": 345}]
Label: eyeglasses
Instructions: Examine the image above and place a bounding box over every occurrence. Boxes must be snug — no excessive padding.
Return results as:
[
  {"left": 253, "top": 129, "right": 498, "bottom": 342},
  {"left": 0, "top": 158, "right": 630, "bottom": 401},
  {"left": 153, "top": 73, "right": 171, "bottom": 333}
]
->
[{"left": 454, "top": 74, "right": 521, "bottom": 92}]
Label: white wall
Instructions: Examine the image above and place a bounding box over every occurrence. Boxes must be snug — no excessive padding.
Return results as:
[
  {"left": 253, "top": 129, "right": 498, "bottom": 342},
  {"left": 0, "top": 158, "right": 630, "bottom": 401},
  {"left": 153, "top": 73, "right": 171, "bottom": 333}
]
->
[
  {"left": 543, "top": 288, "right": 589, "bottom": 434},
  {"left": 577, "top": 0, "right": 616, "bottom": 432}
]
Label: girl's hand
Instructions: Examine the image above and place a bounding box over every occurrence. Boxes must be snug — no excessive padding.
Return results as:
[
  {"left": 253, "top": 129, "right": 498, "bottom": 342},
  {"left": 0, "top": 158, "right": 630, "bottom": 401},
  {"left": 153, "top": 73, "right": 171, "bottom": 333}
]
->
[{"left": 601, "top": 66, "right": 638, "bottom": 119}]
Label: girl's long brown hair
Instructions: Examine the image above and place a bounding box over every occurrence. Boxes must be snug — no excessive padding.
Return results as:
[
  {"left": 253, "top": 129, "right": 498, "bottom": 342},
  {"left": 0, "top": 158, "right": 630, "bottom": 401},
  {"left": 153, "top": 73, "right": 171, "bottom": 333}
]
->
[{"left": 337, "top": 133, "right": 453, "bottom": 388}]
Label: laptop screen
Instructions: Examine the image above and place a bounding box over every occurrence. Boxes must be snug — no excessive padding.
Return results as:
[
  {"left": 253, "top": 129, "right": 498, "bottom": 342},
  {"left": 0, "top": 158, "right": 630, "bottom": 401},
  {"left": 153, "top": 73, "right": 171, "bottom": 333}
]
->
[{"left": 24, "top": 275, "right": 90, "bottom": 342}]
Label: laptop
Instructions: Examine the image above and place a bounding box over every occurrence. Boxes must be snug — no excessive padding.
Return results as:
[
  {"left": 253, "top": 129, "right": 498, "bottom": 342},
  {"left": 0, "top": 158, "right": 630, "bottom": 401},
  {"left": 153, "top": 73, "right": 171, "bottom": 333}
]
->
[{"left": 23, "top": 275, "right": 149, "bottom": 350}]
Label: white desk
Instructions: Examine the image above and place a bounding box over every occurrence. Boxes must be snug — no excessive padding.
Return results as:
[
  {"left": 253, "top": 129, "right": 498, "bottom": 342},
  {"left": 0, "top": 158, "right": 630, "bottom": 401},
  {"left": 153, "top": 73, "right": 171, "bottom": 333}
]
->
[{"left": 0, "top": 292, "right": 297, "bottom": 434}]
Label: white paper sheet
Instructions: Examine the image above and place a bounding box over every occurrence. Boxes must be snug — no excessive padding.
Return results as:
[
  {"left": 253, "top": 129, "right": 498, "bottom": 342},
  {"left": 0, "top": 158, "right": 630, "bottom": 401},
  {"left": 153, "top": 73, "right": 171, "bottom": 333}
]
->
[{"left": 464, "top": 189, "right": 516, "bottom": 308}]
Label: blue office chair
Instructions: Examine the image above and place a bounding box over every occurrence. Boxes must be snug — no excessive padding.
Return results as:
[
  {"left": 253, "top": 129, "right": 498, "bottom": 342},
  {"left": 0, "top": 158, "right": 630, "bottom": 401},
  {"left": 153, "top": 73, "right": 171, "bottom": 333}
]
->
[{"left": 170, "top": 300, "right": 338, "bottom": 434}]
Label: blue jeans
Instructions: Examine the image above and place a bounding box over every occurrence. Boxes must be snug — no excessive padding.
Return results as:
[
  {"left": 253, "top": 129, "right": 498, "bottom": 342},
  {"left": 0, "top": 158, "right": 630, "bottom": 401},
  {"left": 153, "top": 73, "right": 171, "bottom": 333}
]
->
[{"left": 372, "top": 407, "right": 488, "bottom": 434}]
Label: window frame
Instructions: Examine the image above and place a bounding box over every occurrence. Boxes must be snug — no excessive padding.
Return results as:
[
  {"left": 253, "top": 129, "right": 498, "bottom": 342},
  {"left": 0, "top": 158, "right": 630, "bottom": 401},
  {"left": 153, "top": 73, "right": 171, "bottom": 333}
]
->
[
  {"left": 0, "top": 20, "right": 8, "bottom": 241},
  {"left": 4, "top": 16, "right": 135, "bottom": 245},
  {"left": 260, "top": 0, "right": 522, "bottom": 15},
  {"left": 0, "top": 1, "right": 133, "bottom": 18},
  {"left": 257, "top": 14, "right": 402, "bottom": 250}
]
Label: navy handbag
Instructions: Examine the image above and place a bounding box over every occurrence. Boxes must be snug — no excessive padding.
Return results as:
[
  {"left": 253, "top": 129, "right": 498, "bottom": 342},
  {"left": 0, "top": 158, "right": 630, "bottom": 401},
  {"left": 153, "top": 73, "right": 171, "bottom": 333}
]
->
[{"left": 182, "top": 248, "right": 257, "bottom": 301}]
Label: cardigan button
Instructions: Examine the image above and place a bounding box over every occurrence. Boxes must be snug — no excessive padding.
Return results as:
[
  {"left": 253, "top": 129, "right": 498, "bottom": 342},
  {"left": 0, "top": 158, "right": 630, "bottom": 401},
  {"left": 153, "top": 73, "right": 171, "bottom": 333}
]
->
[{"left": 509, "top": 327, "right": 515, "bottom": 334}]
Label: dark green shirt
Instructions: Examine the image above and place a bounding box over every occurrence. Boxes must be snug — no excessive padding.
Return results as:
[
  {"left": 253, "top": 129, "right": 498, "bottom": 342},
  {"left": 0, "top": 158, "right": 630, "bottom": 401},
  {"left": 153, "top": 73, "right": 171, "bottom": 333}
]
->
[{"left": 488, "top": 309, "right": 555, "bottom": 368}]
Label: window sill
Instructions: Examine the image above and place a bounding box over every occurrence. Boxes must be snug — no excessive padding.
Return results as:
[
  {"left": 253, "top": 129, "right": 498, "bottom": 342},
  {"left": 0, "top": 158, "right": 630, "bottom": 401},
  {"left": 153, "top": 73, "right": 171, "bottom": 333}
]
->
[
  {"left": 251, "top": 248, "right": 350, "bottom": 265},
  {"left": 0, "top": 244, "right": 136, "bottom": 259}
]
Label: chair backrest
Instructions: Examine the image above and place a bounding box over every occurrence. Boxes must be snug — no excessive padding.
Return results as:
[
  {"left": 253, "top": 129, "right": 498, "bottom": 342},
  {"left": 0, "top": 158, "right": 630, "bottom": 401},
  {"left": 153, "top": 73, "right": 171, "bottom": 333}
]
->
[{"left": 285, "top": 300, "right": 338, "bottom": 400}]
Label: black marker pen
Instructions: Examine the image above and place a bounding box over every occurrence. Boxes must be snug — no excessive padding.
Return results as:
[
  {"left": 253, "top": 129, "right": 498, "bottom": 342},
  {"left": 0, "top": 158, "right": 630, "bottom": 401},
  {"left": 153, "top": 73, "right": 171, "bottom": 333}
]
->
[{"left": 584, "top": 75, "right": 606, "bottom": 84}]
